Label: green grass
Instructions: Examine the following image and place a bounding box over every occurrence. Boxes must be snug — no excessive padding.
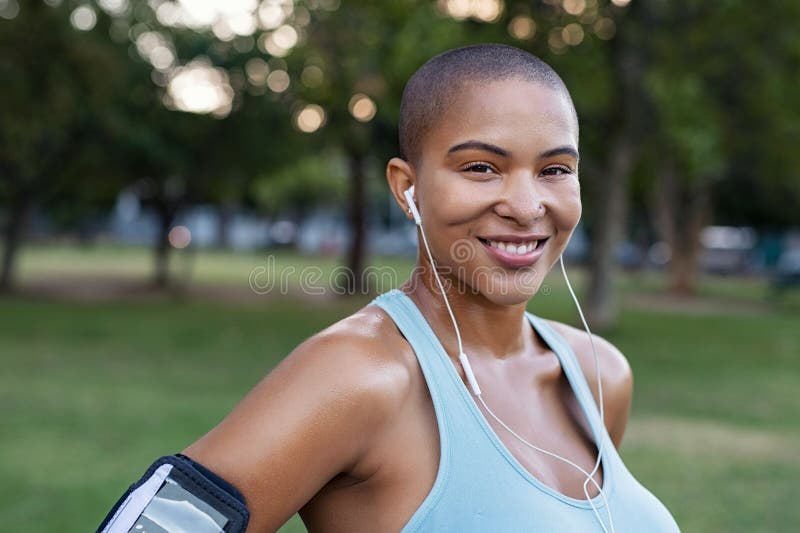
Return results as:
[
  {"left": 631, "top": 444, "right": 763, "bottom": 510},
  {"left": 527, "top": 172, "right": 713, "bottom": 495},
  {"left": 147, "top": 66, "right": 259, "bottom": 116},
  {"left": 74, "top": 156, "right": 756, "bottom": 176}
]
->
[
  {"left": 614, "top": 309, "right": 800, "bottom": 532},
  {"left": 15, "top": 243, "right": 417, "bottom": 293},
  {"left": 0, "top": 295, "right": 357, "bottom": 532},
  {"left": 2, "top": 245, "right": 799, "bottom": 532}
]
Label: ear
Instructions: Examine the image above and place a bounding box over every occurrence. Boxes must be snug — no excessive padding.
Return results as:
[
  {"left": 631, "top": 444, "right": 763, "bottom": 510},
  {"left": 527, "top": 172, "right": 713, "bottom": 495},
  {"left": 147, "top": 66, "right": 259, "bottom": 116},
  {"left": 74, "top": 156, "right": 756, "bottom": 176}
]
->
[{"left": 386, "top": 157, "right": 417, "bottom": 223}]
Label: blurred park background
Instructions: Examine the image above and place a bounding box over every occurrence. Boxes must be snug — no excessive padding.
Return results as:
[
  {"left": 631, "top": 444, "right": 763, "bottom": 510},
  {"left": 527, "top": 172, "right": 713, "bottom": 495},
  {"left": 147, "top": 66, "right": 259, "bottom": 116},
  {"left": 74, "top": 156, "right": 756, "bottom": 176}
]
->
[{"left": 1, "top": 0, "right": 799, "bottom": 531}]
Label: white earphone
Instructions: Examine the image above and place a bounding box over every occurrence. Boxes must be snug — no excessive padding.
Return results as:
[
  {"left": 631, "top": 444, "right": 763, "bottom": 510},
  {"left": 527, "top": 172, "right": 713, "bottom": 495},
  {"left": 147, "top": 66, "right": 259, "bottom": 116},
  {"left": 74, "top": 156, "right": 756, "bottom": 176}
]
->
[
  {"left": 404, "top": 185, "right": 422, "bottom": 225},
  {"left": 403, "top": 184, "right": 615, "bottom": 533}
]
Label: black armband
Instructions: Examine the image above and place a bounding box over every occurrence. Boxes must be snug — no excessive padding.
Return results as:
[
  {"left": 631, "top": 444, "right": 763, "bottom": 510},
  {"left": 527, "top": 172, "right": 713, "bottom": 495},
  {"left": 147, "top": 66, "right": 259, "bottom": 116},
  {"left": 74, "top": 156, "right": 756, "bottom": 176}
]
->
[{"left": 96, "top": 454, "right": 249, "bottom": 533}]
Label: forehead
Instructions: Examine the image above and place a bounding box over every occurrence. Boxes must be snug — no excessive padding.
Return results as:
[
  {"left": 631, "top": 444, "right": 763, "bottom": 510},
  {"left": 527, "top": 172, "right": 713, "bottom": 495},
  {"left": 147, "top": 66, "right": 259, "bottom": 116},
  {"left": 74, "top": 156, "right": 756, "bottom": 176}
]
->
[{"left": 421, "top": 78, "right": 578, "bottom": 165}]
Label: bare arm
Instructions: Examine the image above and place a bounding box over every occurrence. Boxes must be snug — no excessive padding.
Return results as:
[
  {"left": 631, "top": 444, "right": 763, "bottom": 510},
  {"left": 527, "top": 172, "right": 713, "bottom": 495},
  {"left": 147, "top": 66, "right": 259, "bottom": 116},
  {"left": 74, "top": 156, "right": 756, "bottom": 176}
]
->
[
  {"left": 547, "top": 321, "right": 634, "bottom": 449},
  {"left": 591, "top": 338, "right": 633, "bottom": 449},
  {"left": 181, "top": 328, "right": 409, "bottom": 533}
]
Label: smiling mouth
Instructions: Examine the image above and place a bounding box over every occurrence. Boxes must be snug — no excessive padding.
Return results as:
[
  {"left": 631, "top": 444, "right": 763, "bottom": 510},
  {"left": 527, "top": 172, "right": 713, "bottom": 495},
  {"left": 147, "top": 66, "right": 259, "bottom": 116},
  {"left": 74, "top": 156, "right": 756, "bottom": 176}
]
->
[{"left": 477, "top": 237, "right": 549, "bottom": 255}]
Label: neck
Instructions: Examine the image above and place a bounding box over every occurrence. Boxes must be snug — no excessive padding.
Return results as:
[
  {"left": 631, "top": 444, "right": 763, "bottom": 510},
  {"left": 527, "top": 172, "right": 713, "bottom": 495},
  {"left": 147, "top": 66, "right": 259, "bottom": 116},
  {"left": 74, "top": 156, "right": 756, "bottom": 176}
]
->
[{"left": 400, "top": 263, "right": 535, "bottom": 361}]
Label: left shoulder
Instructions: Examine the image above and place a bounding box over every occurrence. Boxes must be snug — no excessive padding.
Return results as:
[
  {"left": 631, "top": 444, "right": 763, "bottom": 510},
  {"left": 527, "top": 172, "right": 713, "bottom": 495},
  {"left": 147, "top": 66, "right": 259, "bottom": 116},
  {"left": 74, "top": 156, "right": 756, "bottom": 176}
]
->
[{"left": 544, "top": 319, "right": 633, "bottom": 449}]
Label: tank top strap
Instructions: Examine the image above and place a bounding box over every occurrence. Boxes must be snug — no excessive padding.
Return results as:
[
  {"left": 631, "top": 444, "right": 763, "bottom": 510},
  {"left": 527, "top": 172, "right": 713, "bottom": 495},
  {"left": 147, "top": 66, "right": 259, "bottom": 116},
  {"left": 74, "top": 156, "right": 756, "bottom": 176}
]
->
[
  {"left": 370, "top": 288, "right": 611, "bottom": 454},
  {"left": 370, "top": 289, "right": 462, "bottom": 394},
  {"left": 370, "top": 287, "right": 473, "bottom": 523},
  {"left": 525, "top": 312, "right": 609, "bottom": 445}
]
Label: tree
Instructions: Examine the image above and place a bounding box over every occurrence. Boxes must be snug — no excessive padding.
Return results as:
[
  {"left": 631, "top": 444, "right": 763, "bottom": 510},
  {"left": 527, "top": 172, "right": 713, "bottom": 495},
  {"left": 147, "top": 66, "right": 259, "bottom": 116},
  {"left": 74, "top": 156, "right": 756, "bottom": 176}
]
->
[
  {"left": 0, "top": 0, "right": 130, "bottom": 290},
  {"left": 491, "top": 0, "right": 653, "bottom": 329},
  {"left": 643, "top": 0, "right": 800, "bottom": 293},
  {"left": 284, "top": 0, "right": 469, "bottom": 293}
]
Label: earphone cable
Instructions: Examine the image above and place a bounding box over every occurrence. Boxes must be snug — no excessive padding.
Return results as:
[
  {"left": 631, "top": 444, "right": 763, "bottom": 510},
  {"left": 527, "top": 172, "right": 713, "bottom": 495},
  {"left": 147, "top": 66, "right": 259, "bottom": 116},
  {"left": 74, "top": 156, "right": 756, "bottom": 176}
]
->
[{"left": 415, "top": 220, "right": 615, "bottom": 533}]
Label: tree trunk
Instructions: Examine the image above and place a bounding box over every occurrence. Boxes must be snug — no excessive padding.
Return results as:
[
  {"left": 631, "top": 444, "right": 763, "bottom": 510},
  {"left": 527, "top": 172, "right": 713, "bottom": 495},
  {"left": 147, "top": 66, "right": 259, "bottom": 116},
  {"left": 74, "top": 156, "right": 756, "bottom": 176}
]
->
[
  {"left": 342, "top": 147, "right": 367, "bottom": 296},
  {"left": 671, "top": 183, "right": 710, "bottom": 294},
  {"left": 652, "top": 160, "right": 710, "bottom": 295},
  {"left": 0, "top": 192, "right": 33, "bottom": 293},
  {"left": 585, "top": 0, "right": 653, "bottom": 330},
  {"left": 586, "top": 137, "right": 636, "bottom": 329},
  {"left": 217, "top": 201, "right": 234, "bottom": 249},
  {"left": 153, "top": 201, "right": 177, "bottom": 289}
]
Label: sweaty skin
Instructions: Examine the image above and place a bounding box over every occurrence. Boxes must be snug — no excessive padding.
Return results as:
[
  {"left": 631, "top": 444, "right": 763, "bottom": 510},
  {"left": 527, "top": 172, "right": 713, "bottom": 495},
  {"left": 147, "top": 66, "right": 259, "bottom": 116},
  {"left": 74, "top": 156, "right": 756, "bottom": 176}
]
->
[{"left": 182, "top": 79, "right": 634, "bottom": 533}]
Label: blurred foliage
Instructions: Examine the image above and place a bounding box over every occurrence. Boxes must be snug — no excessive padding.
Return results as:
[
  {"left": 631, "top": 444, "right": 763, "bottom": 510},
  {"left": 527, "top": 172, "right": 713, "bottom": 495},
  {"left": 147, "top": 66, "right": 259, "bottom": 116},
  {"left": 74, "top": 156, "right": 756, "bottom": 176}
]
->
[
  {"left": 1, "top": 0, "right": 799, "bottom": 293},
  {"left": 251, "top": 149, "right": 348, "bottom": 215},
  {"left": 1, "top": 0, "right": 798, "bottom": 224},
  {"left": 641, "top": 0, "right": 800, "bottom": 228},
  {"left": 0, "top": 1, "right": 126, "bottom": 207}
]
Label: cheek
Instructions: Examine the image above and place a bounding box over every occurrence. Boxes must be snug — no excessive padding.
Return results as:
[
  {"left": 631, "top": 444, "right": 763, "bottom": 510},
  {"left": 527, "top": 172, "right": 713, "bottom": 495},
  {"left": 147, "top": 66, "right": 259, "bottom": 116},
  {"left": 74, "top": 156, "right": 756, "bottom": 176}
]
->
[
  {"left": 553, "top": 183, "right": 582, "bottom": 227},
  {"left": 426, "top": 174, "right": 486, "bottom": 226}
]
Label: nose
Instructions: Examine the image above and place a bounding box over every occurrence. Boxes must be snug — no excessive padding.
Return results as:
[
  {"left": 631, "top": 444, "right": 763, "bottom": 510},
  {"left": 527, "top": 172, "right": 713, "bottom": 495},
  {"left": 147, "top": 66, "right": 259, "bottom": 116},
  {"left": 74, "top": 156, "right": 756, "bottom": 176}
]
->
[{"left": 493, "top": 171, "right": 546, "bottom": 226}]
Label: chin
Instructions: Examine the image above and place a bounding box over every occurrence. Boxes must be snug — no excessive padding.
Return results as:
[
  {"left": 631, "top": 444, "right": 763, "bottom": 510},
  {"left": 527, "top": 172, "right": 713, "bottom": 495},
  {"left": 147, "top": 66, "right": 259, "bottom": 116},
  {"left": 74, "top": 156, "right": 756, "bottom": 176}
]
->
[{"left": 475, "top": 275, "right": 546, "bottom": 307}]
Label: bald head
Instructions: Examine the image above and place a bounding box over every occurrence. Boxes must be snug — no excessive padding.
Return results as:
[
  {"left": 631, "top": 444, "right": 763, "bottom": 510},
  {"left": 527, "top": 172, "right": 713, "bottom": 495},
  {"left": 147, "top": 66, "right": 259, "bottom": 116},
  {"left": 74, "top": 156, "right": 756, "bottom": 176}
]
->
[{"left": 398, "top": 43, "right": 577, "bottom": 168}]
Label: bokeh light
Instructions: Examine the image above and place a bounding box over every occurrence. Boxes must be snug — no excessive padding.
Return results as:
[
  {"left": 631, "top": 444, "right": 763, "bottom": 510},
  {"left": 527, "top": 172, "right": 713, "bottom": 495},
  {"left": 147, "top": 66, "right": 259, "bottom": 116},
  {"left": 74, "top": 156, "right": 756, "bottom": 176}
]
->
[
  {"left": 473, "top": 0, "right": 502, "bottom": 21},
  {"left": 301, "top": 65, "right": 324, "bottom": 88},
  {"left": 155, "top": 2, "right": 182, "bottom": 25},
  {"left": 149, "top": 46, "right": 175, "bottom": 70},
  {"left": 579, "top": 1, "right": 599, "bottom": 25},
  {"left": 562, "top": 0, "right": 586, "bottom": 16},
  {"left": 348, "top": 93, "right": 377, "bottom": 122},
  {"left": 168, "top": 226, "right": 192, "bottom": 249},
  {"left": 152, "top": 0, "right": 298, "bottom": 35},
  {"left": 317, "top": 0, "right": 341, "bottom": 11},
  {"left": 272, "top": 24, "right": 298, "bottom": 48},
  {"left": 548, "top": 26, "right": 566, "bottom": 53},
  {"left": 233, "top": 35, "right": 255, "bottom": 53},
  {"left": 593, "top": 17, "right": 616, "bottom": 40},
  {"left": 258, "top": 2, "right": 287, "bottom": 29},
  {"left": 440, "top": 0, "right": 470, "bottom": 19},
  {"left": 97, "top": 0, "right": 128, "bottom": 16},
  {"left": 228, "top": 11, "right": 258, "bottom": 36},
  {"left": 70, "top": 5, "right": 97, "bottom": 31},
  {"left": 258, "top": 28, "right": 295, "bottom": 57},
  {"left": 266, "top": 69, "right": 290, "bottom": 92},
  {"left": 166, "top": 59, "right": 234, "bottom": 117},
  {"left": 562, "top": 23, "right": 585, "bottom": 46},
  {"left": 508, "top": 15, "right": 536, "bottom": 40},
  {"left": 179, "top": 0, "right": 257, "bottom": 29},
  {"left": 212, "top": 19, "right": 236, "bottom": 41},
  {"left": 0, "top": 0, "right": 20, "bottom": 20},
  {"left": 136, "top": 31, "right": 176, "bottom": 71},
  {"left": 438, "top": 0, "right": 504, "bottom": 23},
  {"left": 295, "top": 104, "right": 326, "bottom": 133},
  {"left": 245, "top": 57, "right": 270, "bottom": 86},
  {"left": 293, "top": 5, "right": 311, "bottom": 26}
]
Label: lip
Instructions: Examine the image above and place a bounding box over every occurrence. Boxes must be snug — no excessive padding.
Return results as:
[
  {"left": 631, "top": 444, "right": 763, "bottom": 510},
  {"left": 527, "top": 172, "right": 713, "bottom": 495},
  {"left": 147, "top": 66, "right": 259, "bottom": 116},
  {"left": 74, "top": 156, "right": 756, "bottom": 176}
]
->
[
  {"left": 480, "top": 233, "right": 550, "bottom": 243},
  {"left": 478, "top": 236, "right": 549, "bottom": 268}
]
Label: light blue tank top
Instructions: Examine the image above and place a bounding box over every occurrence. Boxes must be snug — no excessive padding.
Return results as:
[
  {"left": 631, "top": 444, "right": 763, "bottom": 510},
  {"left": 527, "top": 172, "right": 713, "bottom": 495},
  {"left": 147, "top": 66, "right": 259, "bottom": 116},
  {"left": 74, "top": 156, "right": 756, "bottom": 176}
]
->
[{"left": 371, "top": 288, "right": 681, "bottom": 533}]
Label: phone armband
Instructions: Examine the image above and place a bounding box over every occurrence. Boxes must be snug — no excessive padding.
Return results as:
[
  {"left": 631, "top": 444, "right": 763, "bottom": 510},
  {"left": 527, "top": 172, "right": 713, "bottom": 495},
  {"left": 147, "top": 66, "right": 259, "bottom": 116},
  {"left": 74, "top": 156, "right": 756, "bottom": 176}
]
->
[{"left": 96, "top": 454, "right": 249, "bottom": 533}]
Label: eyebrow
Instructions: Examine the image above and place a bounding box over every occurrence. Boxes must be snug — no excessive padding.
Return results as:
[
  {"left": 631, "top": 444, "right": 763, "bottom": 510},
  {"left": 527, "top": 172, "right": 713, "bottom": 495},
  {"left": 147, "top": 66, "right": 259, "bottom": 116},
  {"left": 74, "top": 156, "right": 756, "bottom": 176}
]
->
[
  {"left": 446, "top": 140, "right": 579, "bottom": 161},
  {"left": 447, "top": 140, "right": 509, "bottom": 157},
  {"left": 539, "top": 145, "right": 580, "bottom": 160}
]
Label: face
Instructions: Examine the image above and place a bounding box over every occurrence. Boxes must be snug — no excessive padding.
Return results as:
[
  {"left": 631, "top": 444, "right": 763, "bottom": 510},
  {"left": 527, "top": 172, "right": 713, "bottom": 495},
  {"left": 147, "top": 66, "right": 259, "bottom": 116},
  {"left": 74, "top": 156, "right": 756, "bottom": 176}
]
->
[{"left": 391, "top": 78, "right": 582, "bottom": 306}]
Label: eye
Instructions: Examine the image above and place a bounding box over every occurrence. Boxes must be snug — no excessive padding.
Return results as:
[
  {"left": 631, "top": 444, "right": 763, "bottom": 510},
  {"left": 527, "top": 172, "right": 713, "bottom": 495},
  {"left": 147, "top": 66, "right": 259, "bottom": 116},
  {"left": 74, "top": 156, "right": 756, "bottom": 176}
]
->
[
  {"left": 540, "top": 165, "right": 573, "bottom": 178},
  {"left": 462, "top": 162, "right": 497, "bottom": 175}
]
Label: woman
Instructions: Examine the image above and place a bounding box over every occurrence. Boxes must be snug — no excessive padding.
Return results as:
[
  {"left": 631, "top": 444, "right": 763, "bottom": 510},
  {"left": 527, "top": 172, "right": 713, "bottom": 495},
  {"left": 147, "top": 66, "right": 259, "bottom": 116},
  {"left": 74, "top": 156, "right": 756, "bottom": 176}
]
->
[{"left": 99, "top": 44, "right": 680, "bottom": 533}]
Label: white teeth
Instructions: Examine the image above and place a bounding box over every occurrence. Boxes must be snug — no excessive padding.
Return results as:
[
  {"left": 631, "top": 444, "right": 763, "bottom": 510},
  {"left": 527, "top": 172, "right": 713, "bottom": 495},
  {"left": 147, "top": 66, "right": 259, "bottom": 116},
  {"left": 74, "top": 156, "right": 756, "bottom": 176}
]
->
[{"left": 486, "top": 239, "right": 541, "bottom": 254}]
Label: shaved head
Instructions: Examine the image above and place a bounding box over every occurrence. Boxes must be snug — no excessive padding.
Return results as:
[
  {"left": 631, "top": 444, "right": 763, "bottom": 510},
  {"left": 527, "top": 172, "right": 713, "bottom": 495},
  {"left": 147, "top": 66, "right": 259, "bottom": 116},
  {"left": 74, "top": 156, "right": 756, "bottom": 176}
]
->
[{"left": 398, "top": 43, "right": 578, "bottom": 168}]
